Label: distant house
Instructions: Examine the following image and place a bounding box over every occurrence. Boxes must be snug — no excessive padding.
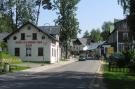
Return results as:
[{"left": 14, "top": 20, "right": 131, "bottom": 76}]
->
[
  {"left": 108, "top": 19, "right": 131, "bottom": 52},
  {"left": 3, "top": 22, "right": 61, "bottom": 63},
  {"left": 71, "top": 38, "right": 88, "bottom": 55}
]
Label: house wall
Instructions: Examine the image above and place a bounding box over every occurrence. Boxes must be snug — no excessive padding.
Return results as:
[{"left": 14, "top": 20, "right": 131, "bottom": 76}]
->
[
  {"left": 108, "top": 20, "right": 131, "bottom": 52},
  {"left": 7, "top": 24, "right": 60, "bottom": 63}
]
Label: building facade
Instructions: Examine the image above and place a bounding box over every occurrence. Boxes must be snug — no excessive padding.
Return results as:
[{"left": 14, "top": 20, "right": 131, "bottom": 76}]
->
[
  {"left": 4, "top": 22, "right": 60, "bottom": 63},
  {"left": 108, "top": 19, "right": 131, "bottom": 52}
]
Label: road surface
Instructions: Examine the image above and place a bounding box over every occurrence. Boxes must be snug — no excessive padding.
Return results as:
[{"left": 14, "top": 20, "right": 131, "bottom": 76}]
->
[{"left": 0, "top": 60, "right": 105, "bottom": 89}]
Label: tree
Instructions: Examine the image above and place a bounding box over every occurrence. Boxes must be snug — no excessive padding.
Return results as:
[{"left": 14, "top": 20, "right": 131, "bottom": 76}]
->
[
  {"left": 54, "top": 0, "right": 80, "bottom": 58},
  {"left": 118, "top": 0, "right": 135, "bottom": 46},
  {"left": 35, "top": 0, "right": 52, "bottom": 25},
  {"left": 90, "top": 28, "right": 102, "bottom": 42},
  {"left": 83, "top": 30, "right": 89, "bottom": 38},
  {"left": 101, "top": 21, "right": 113, "bottom": 41},
  {"left": 0, "top": 0, "right": 38, "bottom": 32}
]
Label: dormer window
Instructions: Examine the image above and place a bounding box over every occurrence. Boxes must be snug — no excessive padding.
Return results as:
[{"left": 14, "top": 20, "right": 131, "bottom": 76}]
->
[{"left": 32, "top": 33, "right": 37, "bottom": 40}]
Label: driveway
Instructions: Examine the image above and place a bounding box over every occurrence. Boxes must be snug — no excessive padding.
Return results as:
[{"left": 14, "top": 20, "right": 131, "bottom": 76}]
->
[{"left": 0, "top": 60, "right": 106, "bottom": 89}]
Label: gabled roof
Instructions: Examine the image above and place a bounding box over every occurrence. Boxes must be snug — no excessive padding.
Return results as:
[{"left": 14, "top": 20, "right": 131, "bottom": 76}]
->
[
  {"left": 83, "top": 41, "right": 105, "bottom": 51},
  {"left": 38, "top": 26, "right": 60, "bottom": 35},
  {"left": 78, "top": 38, "right": 88, "bottom": 45},
  {"left": 3, "top": 22, "right": 58, "bottom": 42}
]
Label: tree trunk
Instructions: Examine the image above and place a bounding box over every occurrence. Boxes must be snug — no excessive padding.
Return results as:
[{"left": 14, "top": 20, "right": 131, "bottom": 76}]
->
[
  {"left": 36, "top": 0, "right": 41, "bottom": 25},
  {"left": 65, "top": 42, "right": 68, "bottom": 59},
  {"left": 127, "top": 0, "right": 135, "bottom": 49}
]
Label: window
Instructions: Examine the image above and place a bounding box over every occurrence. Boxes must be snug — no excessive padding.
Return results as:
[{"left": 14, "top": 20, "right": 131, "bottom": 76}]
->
[
  {"left": 32, "top": 33, "right": 37, "bottom": 40},
  {"left": 15, "top": 48, "right": 20, "bottom": 56},
  {"left": 26, "top": 47, "right": 31, "bottom": 56},
  {"left": 42, "top": 35, "right": 45, "bottom": 39},
  {"left": 38, "top": 48, "right": 43, "bottom": 56},
  {"left": 13, "top": 36, "right": 17, "bottom": 40},
  {"left": 21, "top": 33, "right": 25, "bottom": 40}
]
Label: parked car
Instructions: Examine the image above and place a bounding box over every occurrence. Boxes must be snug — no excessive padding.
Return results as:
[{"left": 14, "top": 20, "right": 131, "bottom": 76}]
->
[
  {"left": 79, "top": 56, "right": 86, "bottom": 61},
  {"left": 86, "top": 56, "right": 93, "bottom": 60}
]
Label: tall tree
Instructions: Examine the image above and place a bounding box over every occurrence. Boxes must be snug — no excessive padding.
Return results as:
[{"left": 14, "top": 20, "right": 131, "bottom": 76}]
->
[
  {"left": 54, "top": 0, "right": 80, "bottom": 58},
  {"left": 15, "top": 0, "right": 37, "bottom": 28},
  {"left": 90, "top": 28, "right": 102, "bottom": 42},
  {"left": 101, "top": 21, "right": 113, "bottom": 41},
  {"left": 83, "top": 30, "right": 89, "bottom": 38},
  {"left": 0, "top": 0, "right": 38, "bottom": 32},
  {"left": 35, "top": 0, "right": 52, "bottom": 25}
]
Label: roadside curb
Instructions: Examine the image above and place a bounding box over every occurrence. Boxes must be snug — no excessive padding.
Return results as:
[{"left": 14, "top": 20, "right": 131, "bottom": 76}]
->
[{"left": 88, "top": 60, "right": 107, "bottom": 89}]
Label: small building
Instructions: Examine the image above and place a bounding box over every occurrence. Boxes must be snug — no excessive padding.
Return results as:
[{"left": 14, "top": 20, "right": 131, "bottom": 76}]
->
[
  {"left": 108, "top": 19, "right": 131, "bottom": 52},
  {"left": 3, "top": 22, "right": 61, "bottom": 63}
]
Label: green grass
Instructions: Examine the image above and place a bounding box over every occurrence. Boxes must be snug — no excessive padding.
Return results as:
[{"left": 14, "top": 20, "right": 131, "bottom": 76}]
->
[
  {"left": 0, "top": 72, "right": 6, "bottom": 75},
  {"left": 11, "top": 66, "right": 30, "bottom": 72},
  {"left": 103, "top": 63, "right": 135, "bottom": 89},
  {"left": 0, "top": 65, "right": 30, "bottom": 75}
]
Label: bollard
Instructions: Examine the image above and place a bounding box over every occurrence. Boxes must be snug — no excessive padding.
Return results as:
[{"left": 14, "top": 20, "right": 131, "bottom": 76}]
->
[{"left": 4, "top": 63, "right": 10, "bottom": 72}]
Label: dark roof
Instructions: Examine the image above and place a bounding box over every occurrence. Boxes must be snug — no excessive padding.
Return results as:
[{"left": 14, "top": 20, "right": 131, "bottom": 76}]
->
[
  {"left": 38, "top": 26, "right": 60, "bottom": 35},
  {"left": 3, "top": 22, "right": 58, "bottom": 42}
]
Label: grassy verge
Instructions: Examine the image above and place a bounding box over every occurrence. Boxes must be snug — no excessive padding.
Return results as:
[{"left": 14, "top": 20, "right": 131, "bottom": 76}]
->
[
  {"left": 0, "top": 65, "right": 30, "bottom": 75},
  {"left": 103, "top": 62, "right": 135, "bottom": 89},
  {"left": 11, "top": 66, "right": 30, "bottom": 72}
]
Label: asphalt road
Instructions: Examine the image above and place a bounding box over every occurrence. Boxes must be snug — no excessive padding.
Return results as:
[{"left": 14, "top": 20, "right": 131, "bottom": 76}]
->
[{"left": 0, "top": 60, "right": 103, "bottom": 89}]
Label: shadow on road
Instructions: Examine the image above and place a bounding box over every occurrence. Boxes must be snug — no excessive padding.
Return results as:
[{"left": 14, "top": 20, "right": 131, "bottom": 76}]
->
[{"left": 0, "top": 71, "right": 105, "bottom": 89}]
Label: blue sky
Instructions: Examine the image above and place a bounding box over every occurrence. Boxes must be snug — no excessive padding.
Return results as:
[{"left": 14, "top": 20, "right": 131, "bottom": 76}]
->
[{"left": 38, "top": 0, "right": 125, "bottom": 37}]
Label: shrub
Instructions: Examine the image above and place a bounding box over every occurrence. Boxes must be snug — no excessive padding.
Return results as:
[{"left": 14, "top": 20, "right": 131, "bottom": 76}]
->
[
  {"left": 128, "top": 51, "right": 135, "bottom": 72},
  {"left": 0, "top": 52, "right": 22, "bottom": 64}
]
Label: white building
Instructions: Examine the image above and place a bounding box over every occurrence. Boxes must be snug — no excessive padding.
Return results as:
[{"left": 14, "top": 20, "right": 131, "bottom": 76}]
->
[{"left": 3, "top": 22, "right": 61, "bottom": 63}]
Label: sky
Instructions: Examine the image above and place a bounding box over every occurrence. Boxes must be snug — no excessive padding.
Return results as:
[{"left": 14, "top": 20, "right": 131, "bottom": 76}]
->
[{"left": 38, "top": 0, "right": 125, "bottom": 38}]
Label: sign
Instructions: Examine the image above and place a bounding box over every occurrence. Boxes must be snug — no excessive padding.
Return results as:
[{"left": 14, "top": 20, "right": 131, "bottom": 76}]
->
[
  {"left": 16, "top": 41, "right": 42, "bottom": 44},
  {"left": 107, "top": 47, "right": 114, "bottom": 55}
]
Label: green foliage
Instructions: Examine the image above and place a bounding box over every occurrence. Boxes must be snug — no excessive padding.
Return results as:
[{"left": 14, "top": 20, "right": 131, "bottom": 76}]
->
[
  {"left": 83, "top": 30, "right": 89, "bottom": 38},
  {"left": 90, "top": 28, "right": 102, "bottom": 42},
  {"left": 54, "top": 0, "right": 80, "bottom": 42},
  {"left": 101, "top": 21, "right": 114, "bottom": 41},
  {"left": 0, "top": 52, "right": 22, "bottom": 64},
  {"left": 0, "top": 42, "right": 7, "bottom": 48},
  {"left": 103, "top": 63, "right": 135, "bottom": 89},
  {"left": 128, "top": 50, "right": 135, "bottom": 72},
  {"left": 0, "top": 0, "right": 37, "bottom": 31},
  {"left": 118, "top": 0, "right": 130, "bottom": 14},
  {"left": 11, "top": 66, "right": 29, "bottom": 72},
  {"left": 54, "top": 0, "right": 80, "bottom": 58}
]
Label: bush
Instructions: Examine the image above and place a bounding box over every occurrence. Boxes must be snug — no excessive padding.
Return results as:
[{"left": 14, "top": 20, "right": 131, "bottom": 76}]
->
[
  {"left": 0, "top": 52, "right": 22, "bottom": 64},
  {"left": 128, "top": 51, "right": 135, "bottom": 72}
]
